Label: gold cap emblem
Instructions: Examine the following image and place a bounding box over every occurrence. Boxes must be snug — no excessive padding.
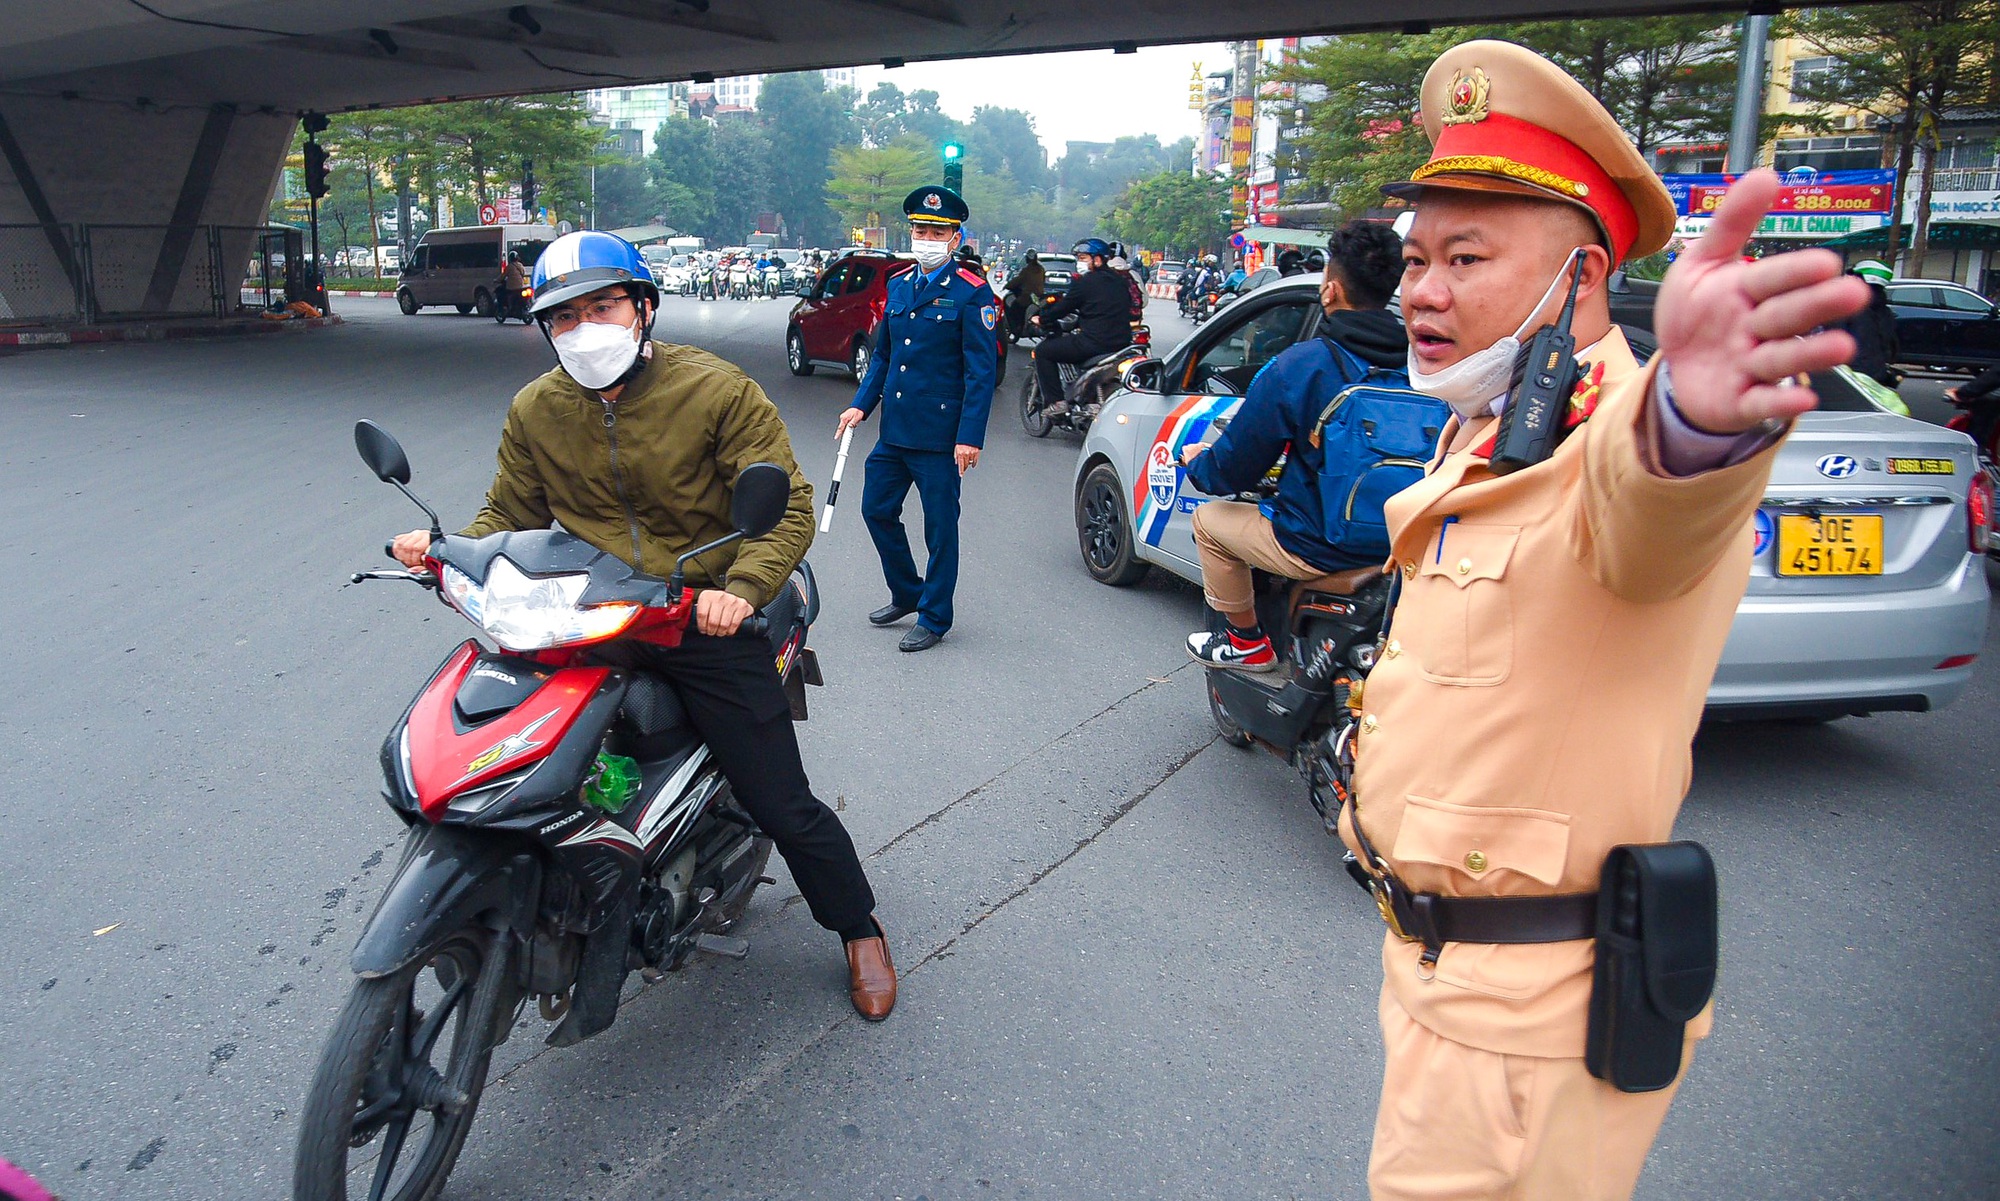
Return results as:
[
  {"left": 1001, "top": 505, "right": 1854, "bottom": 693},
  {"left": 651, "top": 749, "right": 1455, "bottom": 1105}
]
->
[{"left": 1443, "top": 67, "right": 1490, "bottom": 125}]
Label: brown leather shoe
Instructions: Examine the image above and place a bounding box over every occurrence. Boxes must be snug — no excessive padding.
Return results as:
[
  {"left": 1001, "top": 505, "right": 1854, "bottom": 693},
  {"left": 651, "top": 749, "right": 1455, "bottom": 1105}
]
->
[{"left": 845, "top": 917, "right": 897, "bottom": 1021}]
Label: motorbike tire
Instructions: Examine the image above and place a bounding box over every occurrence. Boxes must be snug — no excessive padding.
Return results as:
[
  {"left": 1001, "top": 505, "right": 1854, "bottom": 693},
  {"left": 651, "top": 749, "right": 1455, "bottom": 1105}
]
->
[
  {"left": 1207, "top": 675, "right": 1253, "bottom": 749},
  {"left": 1075, "top": 462, "right": 1149, "bottom": 586},
  {"left": 1021, "top": 374, "right": 1053, "bottom": 438},
  {"left": 787, "top": 329, "right": 815, "bottom": 377},
  {"left": 293, "top": 927, "right": 501, "bottom": 1201}
]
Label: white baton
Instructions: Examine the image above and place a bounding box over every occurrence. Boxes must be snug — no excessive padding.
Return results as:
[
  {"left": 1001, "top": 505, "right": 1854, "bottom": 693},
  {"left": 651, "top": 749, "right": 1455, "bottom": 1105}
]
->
[{"left": 819, "top": 426, "right": 854, "bottom": 533}]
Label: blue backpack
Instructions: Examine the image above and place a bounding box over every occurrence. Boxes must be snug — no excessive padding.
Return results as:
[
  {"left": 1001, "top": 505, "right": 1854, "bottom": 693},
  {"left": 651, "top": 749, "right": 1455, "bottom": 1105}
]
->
[{"left": 1306, "top": 344, "right": 1448, "bottom": 560}]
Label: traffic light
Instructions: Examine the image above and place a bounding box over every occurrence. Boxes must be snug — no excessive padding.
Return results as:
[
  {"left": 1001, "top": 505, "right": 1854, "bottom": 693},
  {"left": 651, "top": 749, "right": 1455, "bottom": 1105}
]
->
[
  {"left": 303, "top": 139, "right": 328, "bottom": 199},
  {"left": 941, "top": 141, "right": 963, "bottom": 192},
  {"left": 521, "top": 159, "right": 537, "bottom": 216}
]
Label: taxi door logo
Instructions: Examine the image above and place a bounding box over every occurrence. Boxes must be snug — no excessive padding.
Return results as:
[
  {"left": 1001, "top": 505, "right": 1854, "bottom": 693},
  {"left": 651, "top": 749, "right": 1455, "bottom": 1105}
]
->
[
  {"left": 1815, "top": 454, "right": 1858, "bottom": 479},
  {"left": 1146, "top": 441, "right": 1179, "bottom": 510}
]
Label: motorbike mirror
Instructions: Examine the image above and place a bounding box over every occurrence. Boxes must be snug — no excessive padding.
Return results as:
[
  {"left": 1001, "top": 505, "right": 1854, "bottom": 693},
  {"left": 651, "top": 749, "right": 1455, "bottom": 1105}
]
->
[
  {"left": 1119, "top": 357, "right": 1164, "bottom": 394},
  {"left": 354, "top": 419, "right": 412, "bottom": 484},
  {"left": 731, "top": 462, "right": 792, "bottom": 538},
  {"left": 796, "top": 281, "right": 813, "bottom": 297}
]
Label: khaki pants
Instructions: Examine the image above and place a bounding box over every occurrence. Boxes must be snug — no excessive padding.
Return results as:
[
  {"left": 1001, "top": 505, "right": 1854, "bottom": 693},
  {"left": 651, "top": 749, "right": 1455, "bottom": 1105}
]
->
[
  {"left": 1190, "top": 500, "right": 1322, "bottom": 613},
  {"left": 1370, "top": 990, "right": 1687, "bottom": 1201}
]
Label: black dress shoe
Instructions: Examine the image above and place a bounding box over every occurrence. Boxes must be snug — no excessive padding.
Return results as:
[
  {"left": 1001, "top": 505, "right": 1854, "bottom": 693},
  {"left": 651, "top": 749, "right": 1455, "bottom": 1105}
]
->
[
  {"left": 869, "top": 603, "right": 915, "bottom": 626},
  {"left": 898, "top": 626, "right": 943, "bottom": 652}
]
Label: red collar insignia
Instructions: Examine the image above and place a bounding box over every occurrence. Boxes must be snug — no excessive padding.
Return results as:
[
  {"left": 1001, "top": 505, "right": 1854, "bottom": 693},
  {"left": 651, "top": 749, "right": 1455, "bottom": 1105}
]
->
[{"left": 1468, "top": 359, "right": 1606, "bottom": 460}]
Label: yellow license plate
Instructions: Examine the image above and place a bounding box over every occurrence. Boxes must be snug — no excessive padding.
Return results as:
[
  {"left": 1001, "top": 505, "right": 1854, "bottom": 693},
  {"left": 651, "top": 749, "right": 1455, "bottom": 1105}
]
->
[{"left": 1777, "top": 513, "right": 1882, "bottom": 576}]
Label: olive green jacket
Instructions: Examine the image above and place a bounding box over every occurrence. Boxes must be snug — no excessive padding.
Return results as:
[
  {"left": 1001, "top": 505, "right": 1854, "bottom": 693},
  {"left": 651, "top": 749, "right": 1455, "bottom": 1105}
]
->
[{"left": 461, "top": 342, "right": 814, "bottom": 609}]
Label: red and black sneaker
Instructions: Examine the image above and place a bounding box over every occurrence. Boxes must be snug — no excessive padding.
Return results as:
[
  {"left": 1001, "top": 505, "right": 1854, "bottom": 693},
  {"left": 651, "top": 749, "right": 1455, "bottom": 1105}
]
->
[{"left": 1186, "top": 628, "right": 1278, "bottom": 672}]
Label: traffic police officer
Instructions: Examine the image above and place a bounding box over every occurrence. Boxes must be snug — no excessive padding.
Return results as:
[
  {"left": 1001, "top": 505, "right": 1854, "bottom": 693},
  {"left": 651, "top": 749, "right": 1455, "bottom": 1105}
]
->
[
  {"left": 1337, "top": 41, "right": 1869, "bottom": 1199},
  {"left": 835, "top": 185, "right": 999, "bottom": 652}
]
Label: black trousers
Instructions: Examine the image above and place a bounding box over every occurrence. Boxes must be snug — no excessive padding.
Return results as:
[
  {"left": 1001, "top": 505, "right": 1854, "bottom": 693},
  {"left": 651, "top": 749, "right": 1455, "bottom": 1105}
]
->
[
  {"left": 1034, "top": 331, "right": 1117, "bottom": 403},
  {"left": 591, "top": 632, "right": 875, "bottom": 934}
]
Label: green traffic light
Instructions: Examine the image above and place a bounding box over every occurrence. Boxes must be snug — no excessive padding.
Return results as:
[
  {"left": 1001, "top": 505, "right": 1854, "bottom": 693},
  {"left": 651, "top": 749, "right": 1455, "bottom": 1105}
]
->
[{"left": 942, "top": 143, "right": 962, "bottom": 160}]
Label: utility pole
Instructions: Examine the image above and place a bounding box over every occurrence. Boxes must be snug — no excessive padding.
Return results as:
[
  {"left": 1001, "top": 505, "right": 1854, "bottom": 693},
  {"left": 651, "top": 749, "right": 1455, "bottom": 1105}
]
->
[{"left": 1725, "top": 15, "right": 1772, "bottom": 174}]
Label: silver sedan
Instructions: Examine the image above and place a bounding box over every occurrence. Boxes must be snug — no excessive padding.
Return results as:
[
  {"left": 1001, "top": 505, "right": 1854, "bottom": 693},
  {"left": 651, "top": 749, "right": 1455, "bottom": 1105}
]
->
[{"left": 1073, "top": 278, "right": 1990, "bottom": 719}]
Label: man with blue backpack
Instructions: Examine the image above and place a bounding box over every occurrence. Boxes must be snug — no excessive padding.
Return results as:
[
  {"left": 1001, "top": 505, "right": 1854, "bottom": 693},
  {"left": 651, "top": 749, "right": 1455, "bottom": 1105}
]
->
[{"left": 1182, "top": 221, "right": 1440, "bottom": 671}]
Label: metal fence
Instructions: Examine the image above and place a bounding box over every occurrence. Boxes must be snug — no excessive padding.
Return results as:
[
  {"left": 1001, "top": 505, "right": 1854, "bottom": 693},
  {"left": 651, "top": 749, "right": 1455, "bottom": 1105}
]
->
[{"left": 0, "top": 222, "right": 304, "bottom": 326}]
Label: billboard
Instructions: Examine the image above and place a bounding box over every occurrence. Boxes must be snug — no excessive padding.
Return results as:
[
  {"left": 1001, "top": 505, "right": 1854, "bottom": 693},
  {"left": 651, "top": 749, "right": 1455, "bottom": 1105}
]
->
[{"left": 1661, "top": 168, "right": 1896, "bottom": 217}]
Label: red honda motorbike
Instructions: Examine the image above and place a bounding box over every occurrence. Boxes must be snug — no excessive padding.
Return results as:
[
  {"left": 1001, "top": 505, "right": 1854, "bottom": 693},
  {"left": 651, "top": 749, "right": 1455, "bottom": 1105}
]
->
[{"left": 293, "top": 422, "right": 822, "bottom": 1201}]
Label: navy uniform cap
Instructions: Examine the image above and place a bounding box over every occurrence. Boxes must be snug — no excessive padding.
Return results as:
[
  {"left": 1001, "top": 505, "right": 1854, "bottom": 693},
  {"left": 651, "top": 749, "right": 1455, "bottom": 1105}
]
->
[{"left": 904, "top": 185, "right": 968, "bottom": 227}]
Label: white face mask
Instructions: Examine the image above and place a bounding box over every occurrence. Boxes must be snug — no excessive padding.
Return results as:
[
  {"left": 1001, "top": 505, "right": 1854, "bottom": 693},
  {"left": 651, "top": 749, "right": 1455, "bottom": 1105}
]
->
[
  {"left": 553, "top": 315, "right": 642, "bottom": 391},
  {"left": 1406, "top": 253, "right": 1580, "bottom": 419},
  {"left": 911, "top": 235, "right": 955, "bottom": 270}
]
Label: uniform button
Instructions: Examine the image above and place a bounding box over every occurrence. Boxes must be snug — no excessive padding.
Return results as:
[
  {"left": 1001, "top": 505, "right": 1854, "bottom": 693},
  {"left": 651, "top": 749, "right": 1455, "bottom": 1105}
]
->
[
  {"left": 1464, "top": 850, "right": 1488, "bottom": 873},
  {"left": 1402, "top": 563, "right": 1415, "bottom": 580},
  {"left": 904, "top": 338, "right": 911, "bottom": 346},
  {"left": 1457, "top": 557, "right": 1472, "bottom": 575},
  {"left": 899, "top": 365, "right": 907, "bottom": 372},
  {"left": 1361, "top": 715, "right": 1379, "bottom": 734}
]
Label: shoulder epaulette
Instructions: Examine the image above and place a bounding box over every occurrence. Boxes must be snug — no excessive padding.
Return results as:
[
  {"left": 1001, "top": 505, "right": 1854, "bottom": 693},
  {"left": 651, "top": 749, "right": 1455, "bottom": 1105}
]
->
[{"left": 955, "top": 267, "right": 987, "bottom": 288}]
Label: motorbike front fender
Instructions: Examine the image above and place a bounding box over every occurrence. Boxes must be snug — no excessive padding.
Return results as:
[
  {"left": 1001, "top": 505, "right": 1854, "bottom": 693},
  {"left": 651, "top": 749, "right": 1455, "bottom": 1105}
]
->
[{"left": 351, "top": 824, "right": 539, "bottom": 979}]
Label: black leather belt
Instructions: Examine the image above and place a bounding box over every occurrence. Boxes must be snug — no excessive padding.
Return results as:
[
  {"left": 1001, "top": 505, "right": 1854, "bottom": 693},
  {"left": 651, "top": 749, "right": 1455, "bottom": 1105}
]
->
[{"left": 1343, "top": 805, "right": 1596, "bottom": 962}]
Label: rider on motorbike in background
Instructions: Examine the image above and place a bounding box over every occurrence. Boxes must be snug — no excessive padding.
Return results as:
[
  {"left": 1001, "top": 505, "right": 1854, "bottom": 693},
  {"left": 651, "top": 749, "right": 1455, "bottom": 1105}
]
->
[
  {"left": 1004, "top": 249, "right": 1045, "bottom": 340},
  {"left": 1029, "top": 238, "right": 1132, "bottom": 416},
  {"left": 390, "top": 230, "right": 898, "bottom": 1020}
]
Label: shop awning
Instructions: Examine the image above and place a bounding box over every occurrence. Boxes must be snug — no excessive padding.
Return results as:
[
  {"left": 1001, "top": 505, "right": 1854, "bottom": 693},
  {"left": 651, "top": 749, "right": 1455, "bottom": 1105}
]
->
[{"left": 1237, "top": 226, "right": 1329, "bottom": 249}]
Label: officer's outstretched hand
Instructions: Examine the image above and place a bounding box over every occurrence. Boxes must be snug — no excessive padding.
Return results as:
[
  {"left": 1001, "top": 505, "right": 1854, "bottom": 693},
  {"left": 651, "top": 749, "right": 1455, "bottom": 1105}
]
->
[
  {"left": 835, "top": 407, "right": 866, "bottom": 440},
  {"left": 694, "top": 589, "right": 753, "bottom": 637},
  {"left": 955, "top": 444, "right": 980, "bottom": 476},
  {"left": 1654, "top": 168, "right": 1871, "bottom": 434}
]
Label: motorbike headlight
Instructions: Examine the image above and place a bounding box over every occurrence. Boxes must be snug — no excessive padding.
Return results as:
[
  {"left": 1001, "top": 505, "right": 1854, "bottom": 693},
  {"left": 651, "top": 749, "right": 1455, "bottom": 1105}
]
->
[{"left": 441, "top": 558, "right": 641, "bottom": 651}]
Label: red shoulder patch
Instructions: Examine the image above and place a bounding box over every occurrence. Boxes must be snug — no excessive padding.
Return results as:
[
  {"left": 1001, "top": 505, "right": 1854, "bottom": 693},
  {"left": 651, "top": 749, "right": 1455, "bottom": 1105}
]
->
[{"left": 955, "top": 267, "right": 986, "bottom": 287}]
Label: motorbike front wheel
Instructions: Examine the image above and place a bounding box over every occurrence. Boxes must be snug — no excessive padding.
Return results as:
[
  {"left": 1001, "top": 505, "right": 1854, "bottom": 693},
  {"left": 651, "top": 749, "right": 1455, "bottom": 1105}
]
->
[
  {"left": 1020, "top": 373, "right": 1053, "bottom": 438},
  {"left": 294, "top": 927, "right": 503, "bottom": 1201}
]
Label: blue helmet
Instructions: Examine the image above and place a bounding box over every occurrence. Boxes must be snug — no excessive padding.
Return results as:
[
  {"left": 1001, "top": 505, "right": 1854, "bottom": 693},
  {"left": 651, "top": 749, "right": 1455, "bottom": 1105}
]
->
[
  {"left": 529, "top": 230, "right": 659, "bottom": 315},
  {"left": 1072, "top": 237, "right": 1111, "bottom": 259}
]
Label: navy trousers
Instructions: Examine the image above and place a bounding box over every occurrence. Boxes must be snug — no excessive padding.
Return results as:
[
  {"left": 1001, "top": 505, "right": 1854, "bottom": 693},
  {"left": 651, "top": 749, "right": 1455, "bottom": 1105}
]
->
[{"left": 860, "top": 442, "right": 961, "bottom": 635}]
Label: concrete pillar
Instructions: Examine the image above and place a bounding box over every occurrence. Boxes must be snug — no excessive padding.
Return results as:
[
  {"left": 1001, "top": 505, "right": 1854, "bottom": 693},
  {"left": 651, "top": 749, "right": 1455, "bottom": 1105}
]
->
[{"left": 0, "top": 95, "right": 293, "bottom": 319}]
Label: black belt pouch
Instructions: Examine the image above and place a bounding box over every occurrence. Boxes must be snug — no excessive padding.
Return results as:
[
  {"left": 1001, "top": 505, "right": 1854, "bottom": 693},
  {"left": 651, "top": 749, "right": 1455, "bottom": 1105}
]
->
[{"left": 1585, "top": 842, "right": 1718, "bottom": 1093}]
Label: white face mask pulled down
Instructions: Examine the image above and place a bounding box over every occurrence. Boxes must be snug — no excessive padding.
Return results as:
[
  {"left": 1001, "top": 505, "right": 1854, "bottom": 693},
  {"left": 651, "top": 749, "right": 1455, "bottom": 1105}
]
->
[
  {"left": 1406, "top": 254, "right": 1580, "bottom": 421},
  {"left": 911, "top": 235, "right": 956, "bottom": 271},
  {"left": 553, "top": 316, "right": 643, "bottom": 391}
]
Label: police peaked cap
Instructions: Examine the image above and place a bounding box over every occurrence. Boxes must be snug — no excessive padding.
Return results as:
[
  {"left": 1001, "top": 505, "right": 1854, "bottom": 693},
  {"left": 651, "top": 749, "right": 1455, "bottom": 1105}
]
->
[{"left": 904, "top": 185, "right": 968, "bottom": 227}]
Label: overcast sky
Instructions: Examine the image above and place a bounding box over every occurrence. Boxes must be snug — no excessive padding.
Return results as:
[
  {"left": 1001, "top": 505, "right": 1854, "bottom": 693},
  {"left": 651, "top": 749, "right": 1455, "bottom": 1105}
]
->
[{"left": 850, "top": 42, "right": 1237, "bottom": 163}]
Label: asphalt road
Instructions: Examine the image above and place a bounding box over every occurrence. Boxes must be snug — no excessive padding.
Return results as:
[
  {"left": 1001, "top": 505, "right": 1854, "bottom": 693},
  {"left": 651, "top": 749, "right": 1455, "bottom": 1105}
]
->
[{"left": 2, "top": 294, "right": 1996, "bottom": 1200}]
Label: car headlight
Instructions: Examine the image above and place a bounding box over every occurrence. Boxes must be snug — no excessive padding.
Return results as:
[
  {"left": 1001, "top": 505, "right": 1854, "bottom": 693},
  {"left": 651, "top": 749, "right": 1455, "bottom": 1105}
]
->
[{"left": 441, "top": 558, "right": 641, "bottom": 651}]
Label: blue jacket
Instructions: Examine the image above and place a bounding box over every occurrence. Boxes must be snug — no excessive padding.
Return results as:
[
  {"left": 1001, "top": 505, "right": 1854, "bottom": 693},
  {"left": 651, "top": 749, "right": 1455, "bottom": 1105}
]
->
[
  {"left": 1185, "top": 308, "right": 1409, "bottom": 571},
  {"left": 852, "top": 263, "right": 1000, "bottom": 450}
]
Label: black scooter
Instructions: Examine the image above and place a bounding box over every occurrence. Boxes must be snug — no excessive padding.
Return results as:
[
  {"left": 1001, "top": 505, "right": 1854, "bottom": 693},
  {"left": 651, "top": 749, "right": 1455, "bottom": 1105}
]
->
[{"left": 1202, "top": 565, "right": 1391, "bottom": 824}]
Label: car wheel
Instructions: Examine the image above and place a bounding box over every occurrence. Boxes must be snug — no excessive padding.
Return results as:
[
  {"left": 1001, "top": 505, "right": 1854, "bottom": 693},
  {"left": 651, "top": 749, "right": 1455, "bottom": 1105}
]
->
[
  {"left": 1021, "top": 373, "right": 1053, "bottom": 438},
  {"left": 455, "top": 302, "right": 473, "bottom": 315},
  {"left": 473, "top": 288, "right": 495, "bottom": 318},
  {"left": 787, "top": 328, "right": 815, "bottom": 376},
  {"left": 1076, "top": 462, "right": 1149, "bottom": 586},
  {"left": 849, "top": 336, "right": 871, "bottom": 381},
  {"left": 396, "top": 289, "right": 418, "bottom": 315}
]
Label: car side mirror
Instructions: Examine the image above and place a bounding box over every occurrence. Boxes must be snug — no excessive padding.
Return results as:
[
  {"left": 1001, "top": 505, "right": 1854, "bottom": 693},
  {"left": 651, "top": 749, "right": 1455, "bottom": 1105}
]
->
[
  {"left": 1204, "top": 375, "right": 1237, "bottom": 396},
  {"left": 731, "top": 462, "right": 792, "bottom": 538},
  {"left": 354, "top": 419, "right": 412, "bottom": 484},
  {"left": 1119, "top": 357, "right": 1164, "bottom": 393}
]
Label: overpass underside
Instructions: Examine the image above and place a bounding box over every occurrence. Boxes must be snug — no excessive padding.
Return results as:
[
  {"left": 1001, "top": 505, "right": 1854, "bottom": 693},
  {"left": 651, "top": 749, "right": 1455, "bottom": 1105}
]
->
[{"left": 0, "top": 0, "right": 1748, "bottom": 323}]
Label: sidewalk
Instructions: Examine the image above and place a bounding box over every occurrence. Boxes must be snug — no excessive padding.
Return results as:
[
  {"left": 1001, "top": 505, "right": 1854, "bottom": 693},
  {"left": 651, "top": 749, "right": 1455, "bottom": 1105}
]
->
[{"left": 0, "top": 311, "right": 343, "bottom": 353}]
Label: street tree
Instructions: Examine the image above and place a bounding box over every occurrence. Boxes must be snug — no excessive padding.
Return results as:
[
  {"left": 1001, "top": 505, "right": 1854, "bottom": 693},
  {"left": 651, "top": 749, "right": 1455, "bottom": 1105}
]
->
[
  {"left": 758, "top": 71, "right": 859, "bottom": 246},
  {"left": 1781, "top": 1, "right": 2000, "bottom": 271},
  {"left": 1271, "top": 31, "right": 1456, "bottom": 218},
  {"left": 650, "top": 115, "right": 720, "bottom": 236},
  {"left": 710, "top": 119, "right": 775, "bottom": 245},
  {"left": 1478, "top": 17, "right": 1739, "bottom": 155},
  {"left": 1101, "top": 171, "right": 1233, "bottom": 259},
  {"left": 967, "top": 106, "right": 1052, "bottom": 192},
  {"left": 829, "top": 142, "right": 934, "bottom": 233}
]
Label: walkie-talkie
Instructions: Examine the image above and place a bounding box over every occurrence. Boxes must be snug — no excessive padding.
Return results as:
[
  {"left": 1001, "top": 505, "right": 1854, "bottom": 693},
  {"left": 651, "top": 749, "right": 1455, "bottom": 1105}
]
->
[{"left": 1489, "top": 249, "right": 1587, "bottom": 476}]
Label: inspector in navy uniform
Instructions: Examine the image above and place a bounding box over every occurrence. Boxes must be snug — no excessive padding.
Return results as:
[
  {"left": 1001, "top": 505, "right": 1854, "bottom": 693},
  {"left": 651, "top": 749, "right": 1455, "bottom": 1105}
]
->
[{"left": 835, "top": 185, "right": 999, "bottom": 652}]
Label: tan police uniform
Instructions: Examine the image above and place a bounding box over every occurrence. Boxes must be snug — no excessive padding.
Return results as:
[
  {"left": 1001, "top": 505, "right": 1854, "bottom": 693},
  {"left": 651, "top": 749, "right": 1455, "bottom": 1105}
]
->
[{"left": 1335, "top": 41, "right": 1779, "bottom": 1200}]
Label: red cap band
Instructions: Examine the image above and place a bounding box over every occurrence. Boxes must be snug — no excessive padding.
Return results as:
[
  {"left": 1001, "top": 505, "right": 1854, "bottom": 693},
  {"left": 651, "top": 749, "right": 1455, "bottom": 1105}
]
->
[{"left": 1422, "top": 113, "right": 1638, "bottom": 261}]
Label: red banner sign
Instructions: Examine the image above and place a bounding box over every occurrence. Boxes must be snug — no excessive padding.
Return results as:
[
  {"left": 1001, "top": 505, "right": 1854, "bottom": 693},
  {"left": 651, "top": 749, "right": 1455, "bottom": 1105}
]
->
[{"left": 1686, "top": 182, "right": 1893, "bottom": 216}]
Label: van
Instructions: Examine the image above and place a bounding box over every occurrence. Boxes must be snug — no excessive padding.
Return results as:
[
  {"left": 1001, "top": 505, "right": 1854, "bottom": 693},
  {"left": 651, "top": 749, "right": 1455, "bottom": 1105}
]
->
[{"left": 396, "top": 225, "right": 554, "bottom": 316}]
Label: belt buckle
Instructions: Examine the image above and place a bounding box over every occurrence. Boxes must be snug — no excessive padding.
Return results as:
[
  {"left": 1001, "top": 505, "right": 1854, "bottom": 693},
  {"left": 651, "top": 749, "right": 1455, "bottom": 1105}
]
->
[{"left": 1370, "top": 876, "right": 1419, "bottom": 944}]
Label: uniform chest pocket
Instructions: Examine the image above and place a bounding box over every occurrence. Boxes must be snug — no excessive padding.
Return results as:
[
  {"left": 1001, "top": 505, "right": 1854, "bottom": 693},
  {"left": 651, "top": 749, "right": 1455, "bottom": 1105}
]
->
[{"left": 1396, "top": 523, "right": 1519, "bottom": 687}]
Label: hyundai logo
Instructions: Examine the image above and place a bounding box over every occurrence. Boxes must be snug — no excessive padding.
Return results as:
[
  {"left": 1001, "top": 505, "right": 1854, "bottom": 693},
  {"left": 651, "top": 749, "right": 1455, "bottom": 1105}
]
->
[{"left": 1815, "top": 454, "right": 1859, "bottom": 479}]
